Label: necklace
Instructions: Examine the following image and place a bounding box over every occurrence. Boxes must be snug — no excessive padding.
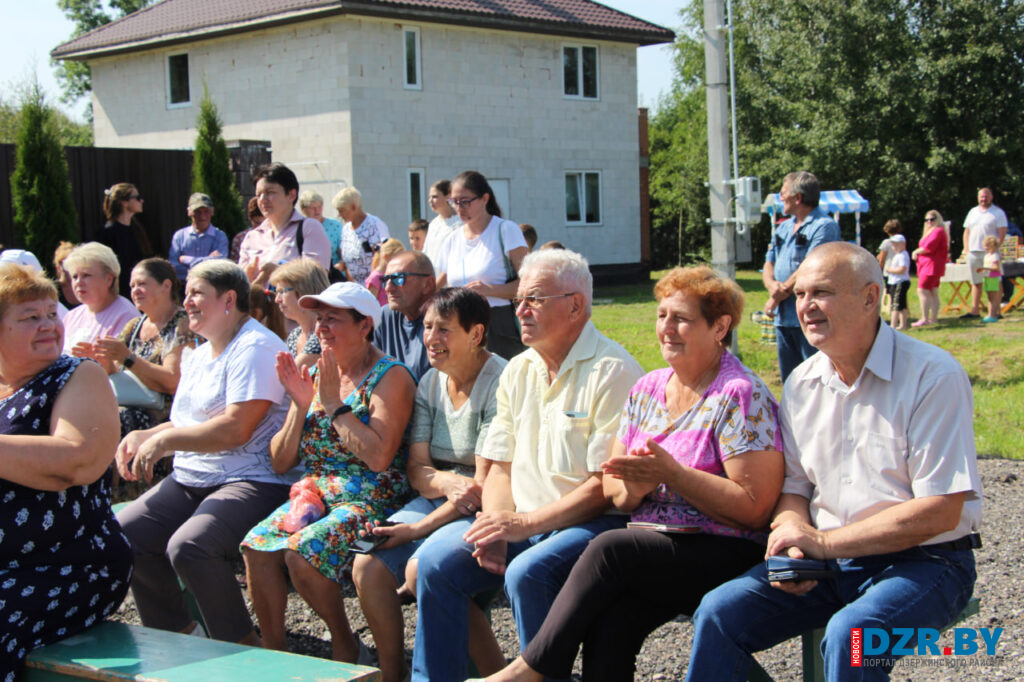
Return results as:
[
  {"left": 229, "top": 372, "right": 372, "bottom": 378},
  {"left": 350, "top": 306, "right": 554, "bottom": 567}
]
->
[{"left": 666, "top": 354, "right": 722, "bottom": 419}]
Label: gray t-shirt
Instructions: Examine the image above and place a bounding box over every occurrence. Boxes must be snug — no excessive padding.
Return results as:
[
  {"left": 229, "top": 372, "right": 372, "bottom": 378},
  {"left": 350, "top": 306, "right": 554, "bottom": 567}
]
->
[{"left": 410, "top": 354, "right": 507, "bottom": 467}]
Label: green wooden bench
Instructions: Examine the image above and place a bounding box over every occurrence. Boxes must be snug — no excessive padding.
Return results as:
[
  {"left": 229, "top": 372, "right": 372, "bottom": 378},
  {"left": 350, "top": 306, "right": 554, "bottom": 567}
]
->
[
  {"left": 747, "top": 597, "right": 980, "bottom": 682},
  {"left": 24, "top": 621, "right": 379, "bottom": 681}
]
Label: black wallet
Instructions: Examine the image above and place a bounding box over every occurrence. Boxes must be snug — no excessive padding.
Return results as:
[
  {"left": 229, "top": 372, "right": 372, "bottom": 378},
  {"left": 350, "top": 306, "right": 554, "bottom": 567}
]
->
[{"left": 765, "top": 555, "right": 835, "bottom": 582}]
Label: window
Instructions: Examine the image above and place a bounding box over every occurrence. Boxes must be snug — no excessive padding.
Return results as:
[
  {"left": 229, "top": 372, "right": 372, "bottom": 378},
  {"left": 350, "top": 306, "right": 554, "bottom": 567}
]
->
[
  {"left": 563, "top": 45, "right": 598, "bottom": 99},
  {"left": 403, "top": 27, "right": 421, "bottom": 90},
  {"left": 408, "top": 169, "right": 425, "bottom": 222},
  {"left": 166, "top": 53, "right": 190, "bottom": 107},
  {"left": 565, "top": 171, "right": 601, "bottom": 225}
]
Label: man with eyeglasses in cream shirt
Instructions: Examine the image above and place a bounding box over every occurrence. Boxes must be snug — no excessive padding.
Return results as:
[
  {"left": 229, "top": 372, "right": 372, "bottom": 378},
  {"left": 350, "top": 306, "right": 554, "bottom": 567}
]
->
[{"left": 411, "top": 248, "right": 643, "bottom": 682}]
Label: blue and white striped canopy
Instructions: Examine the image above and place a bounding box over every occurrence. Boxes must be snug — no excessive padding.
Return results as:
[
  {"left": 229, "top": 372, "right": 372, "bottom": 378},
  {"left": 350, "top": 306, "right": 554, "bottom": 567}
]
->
[{"left": 763, "top": 189, "right": 870, "bottom": 214}]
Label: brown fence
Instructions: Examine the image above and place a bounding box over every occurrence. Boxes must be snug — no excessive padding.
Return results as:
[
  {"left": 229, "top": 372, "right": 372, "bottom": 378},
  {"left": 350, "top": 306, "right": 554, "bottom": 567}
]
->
[{"left": 0, "top": 141, "right": 270, "bottom": 260}]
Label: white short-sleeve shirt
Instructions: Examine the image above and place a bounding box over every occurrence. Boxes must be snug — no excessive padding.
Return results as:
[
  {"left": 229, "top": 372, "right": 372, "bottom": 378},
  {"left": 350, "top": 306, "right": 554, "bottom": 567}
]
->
[
  {"left": 435, "top": 216, "right": 528, "bottom": 307},
  {"left": 779, "top": 322, "right": 982, "bottom": 547},
  {"left": 170, "top": 318, "right": 297, "bottom": 488},
  {"left": 964, "top": 205, "right": 1008, "bottom": 252}
]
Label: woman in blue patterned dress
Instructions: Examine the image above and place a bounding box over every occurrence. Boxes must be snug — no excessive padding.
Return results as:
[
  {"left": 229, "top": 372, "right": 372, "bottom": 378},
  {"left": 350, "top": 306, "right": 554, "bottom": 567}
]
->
[
  {"left": 242, "top": 281, "right": 414, "bottom": 662},
  {"left": 0, "top": 264, "right": 132, "bottom": 682}
]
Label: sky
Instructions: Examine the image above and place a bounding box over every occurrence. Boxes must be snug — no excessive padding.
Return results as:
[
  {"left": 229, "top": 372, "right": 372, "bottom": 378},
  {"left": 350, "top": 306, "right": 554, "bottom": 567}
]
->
[{"left": 0, "top": 0, "right": 682, "bottom": 122}]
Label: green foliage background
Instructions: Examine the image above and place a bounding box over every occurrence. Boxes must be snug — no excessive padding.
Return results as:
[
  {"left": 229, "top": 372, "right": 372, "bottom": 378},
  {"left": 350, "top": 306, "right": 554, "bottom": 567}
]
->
[
  {"left": 191, "top": 88, "right": 247, "bottom": 237},
  {"left": 648, "top": 0, "right": 1024, "bottom": 269},
  {"left": 9, "top": 84, "right": 79, "bottom": 265}
]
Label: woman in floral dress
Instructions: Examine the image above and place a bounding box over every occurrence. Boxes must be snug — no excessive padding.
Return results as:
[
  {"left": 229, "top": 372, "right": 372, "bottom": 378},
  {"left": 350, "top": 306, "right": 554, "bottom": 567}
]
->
[{"left": 242, "top": 282, "right": 414, "bottom": 662}]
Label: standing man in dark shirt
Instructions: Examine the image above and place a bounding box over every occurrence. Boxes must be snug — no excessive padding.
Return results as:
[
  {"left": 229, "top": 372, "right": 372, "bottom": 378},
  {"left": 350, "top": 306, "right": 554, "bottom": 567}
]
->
[{"left": 374, "top": 251, "right": 436, "bottom": 380}]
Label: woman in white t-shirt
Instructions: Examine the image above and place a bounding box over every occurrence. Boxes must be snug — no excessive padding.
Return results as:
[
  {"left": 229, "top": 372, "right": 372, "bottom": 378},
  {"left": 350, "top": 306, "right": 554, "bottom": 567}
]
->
[
  {"left": 114, "top": 260, "right": 294, "bottom": 645},
  {"left": 435, "top": 171, "right": 529, "bottom": 359}
]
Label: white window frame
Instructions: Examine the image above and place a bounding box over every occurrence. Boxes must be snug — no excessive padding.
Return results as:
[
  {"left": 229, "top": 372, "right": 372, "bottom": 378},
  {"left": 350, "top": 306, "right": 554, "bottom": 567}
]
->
[
  {"left": 407, "top": 168, "right": 426, "bottom": 223},
  {"left": 165, "top": 52, "right": 191, "bottom": 109},
  {"left": 403, "top": 26, "right": 422, "bottom": 90},
  {"left": 565, "top": 170, "right": 603, "bottom": 226},
  {"left": 562, "top": 44, "right": 599, "bottom": 100}
]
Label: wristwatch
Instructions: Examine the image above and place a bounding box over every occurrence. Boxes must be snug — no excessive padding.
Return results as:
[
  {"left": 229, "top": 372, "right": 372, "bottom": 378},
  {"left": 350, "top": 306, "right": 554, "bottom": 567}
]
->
[
  {"left": 123, "top": 354, "right": 136, "bottom": 369},
  {"left": 331, "top": 404, "right": 353, "bottom": 421}
]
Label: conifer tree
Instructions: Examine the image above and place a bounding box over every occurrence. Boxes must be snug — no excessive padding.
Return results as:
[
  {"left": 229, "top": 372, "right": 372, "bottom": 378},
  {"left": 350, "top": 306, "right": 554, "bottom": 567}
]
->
[
  {"left": 9, "top": 83, "right": 79, "bottom": 269},
  {"left": 191, "top": 87, "right": 246, "bottom": 237}
]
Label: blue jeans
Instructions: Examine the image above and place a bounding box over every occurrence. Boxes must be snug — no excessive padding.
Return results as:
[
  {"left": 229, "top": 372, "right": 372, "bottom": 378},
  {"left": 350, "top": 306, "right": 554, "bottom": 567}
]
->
[
  {"left": 686, "top": 546, "right": 977, "bottom": 682},
  {"left": 411, "top": 514, "right": 625, "bottom": 682},
  {"left": 775, "top": 325, "right": 817, "bottom": 382}
]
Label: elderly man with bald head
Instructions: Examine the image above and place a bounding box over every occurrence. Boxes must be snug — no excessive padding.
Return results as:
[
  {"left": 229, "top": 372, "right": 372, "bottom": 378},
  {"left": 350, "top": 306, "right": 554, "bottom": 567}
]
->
[
  {"left": 374, "top": 250, "right": 437, "bottom": 380},
  {"left": 686, "top": 243, "right": 982, "bottom": 681}
]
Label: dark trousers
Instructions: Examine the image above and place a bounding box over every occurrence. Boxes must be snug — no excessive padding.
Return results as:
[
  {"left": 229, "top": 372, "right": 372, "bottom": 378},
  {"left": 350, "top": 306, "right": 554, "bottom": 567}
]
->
[
  {"left": 117, "top": 476, "right": 289, "bottom": 641},
  {"left": 522, "top": 528, "right": 765, "bottom": 681}
]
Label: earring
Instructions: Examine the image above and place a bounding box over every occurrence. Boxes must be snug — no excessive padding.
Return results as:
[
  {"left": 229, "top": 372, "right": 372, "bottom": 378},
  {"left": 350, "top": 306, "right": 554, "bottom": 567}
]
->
[{"left": 224, "top": 309, "right": 230, "bottom": 316}]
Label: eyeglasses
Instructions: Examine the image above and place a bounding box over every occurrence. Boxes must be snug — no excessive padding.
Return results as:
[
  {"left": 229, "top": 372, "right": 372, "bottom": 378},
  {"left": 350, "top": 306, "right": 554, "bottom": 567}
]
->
[
  {"left": 382, "top": 272, "right": 431, "bottom": 287},
  {"left": 447, "top": 196, "right": 481, "bottom": 209},
  {"left": 512, "top": 293, "right": 575, "bottom": 309}
]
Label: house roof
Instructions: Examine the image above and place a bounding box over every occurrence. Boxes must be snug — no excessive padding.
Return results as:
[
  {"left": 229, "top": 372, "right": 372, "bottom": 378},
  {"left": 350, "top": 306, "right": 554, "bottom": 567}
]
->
[{"left": 51, "top": 0, "right": 676, "bottom": 60}]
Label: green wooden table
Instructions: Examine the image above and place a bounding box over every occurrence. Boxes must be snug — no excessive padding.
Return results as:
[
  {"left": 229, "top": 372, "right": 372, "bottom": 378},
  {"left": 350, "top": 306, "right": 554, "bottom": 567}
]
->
[{"left": 25, "top": 621, "right": 379, "bottom": 681}]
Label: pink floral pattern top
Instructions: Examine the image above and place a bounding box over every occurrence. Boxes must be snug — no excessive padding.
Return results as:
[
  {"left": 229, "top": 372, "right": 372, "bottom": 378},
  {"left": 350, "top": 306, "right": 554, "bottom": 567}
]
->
[{"left": 616, "top": 351, "right": 782, "bottom": 543}]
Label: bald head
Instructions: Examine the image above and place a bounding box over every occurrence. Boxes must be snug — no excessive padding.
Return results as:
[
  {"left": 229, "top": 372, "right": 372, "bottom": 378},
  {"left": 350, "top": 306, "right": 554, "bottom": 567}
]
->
[{"left": 802, "top": 242, "right": 884, "bottom": 313}]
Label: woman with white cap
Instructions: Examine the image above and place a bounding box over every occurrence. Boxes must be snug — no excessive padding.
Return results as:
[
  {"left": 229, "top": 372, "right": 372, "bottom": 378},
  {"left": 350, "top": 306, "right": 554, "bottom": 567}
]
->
[{"left": 242, "top": 281, "right": 415, "bottom": 663}]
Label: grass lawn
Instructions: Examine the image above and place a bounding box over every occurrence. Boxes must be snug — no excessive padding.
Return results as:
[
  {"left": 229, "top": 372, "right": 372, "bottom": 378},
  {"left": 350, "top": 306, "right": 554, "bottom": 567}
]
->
[{"left": 593, "top": 269, "right": 1023, "bottom": 459}]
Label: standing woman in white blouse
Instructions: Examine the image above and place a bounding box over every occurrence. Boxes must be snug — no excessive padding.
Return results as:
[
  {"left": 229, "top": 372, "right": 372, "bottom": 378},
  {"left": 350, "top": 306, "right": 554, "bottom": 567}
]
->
[{"left": 435, "top": 171, "right": 528, "bottom": 360}]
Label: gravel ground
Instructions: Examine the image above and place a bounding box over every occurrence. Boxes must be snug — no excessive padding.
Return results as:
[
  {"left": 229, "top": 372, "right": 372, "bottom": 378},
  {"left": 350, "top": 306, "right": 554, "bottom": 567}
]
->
[{"left": 111, "top": 458, "right": 1024, "bottom": 680}]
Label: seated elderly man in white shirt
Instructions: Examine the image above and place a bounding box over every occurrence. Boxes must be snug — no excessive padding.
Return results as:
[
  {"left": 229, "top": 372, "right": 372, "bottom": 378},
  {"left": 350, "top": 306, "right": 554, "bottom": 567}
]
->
[
  {"left": 411, "top": 249, "right": 644, "bottom": 682},
  {"left": 686, "top": 242, "right": 982, "bottom": 682}
]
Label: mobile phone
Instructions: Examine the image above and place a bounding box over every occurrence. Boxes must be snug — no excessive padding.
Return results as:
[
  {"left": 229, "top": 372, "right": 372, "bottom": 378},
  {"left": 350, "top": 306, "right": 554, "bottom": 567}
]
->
[
  {"left": 350, "top": 521, "right": 396, "bottom": 554},
  {"left": 765, "top": 555, "right": 834, "bottom": 582}
]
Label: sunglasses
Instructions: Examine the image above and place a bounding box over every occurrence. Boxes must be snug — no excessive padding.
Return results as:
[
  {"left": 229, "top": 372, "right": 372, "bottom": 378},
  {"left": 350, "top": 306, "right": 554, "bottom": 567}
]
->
[
  {"left": 129, "top": 194, "right": 143, "bottom": 201},
  {"left": 447, "top": 196, "right": 481, "bottom": 209},
  {"left": 371, "top": 238, "right": 391, "bottom": 253},
  {"left": 382, "top": 272, "right": 430, "bottom": 287},
  {"left": 925, "top": 217, "right": 936, "bottom": 222}
]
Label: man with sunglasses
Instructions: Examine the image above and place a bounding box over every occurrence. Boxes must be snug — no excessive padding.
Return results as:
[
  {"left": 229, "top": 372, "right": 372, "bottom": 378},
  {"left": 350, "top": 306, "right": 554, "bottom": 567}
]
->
[
  {"left": 373, "top": 251, "right": 436, "bottom": 379},
  {"left": 763, "top": 171, "right": 841, "bottom": 381}
]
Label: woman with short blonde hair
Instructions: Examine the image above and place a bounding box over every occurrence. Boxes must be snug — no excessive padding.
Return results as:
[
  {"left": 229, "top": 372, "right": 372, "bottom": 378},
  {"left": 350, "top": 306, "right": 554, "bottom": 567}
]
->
[
  {"left": 63, "top": 242, "right": 140, "bottom": 354},
  {"left": 333, "top": 187, "right": 390, "bottom": 285},
  {"left": 269, "top": 258, "right": 330, "bottom": 371}
]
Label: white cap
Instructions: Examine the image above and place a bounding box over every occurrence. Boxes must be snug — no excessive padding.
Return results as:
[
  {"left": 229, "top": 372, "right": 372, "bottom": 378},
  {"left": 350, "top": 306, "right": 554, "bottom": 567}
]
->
[
  {"left": 890, "top": 234, "right": 906, "bottom": 243},
  {"left": 299, "top": 281, "right": 382, "bottom": 328},
  {"left": 0, "top": 249, "right": 43, "bottom": 272}
]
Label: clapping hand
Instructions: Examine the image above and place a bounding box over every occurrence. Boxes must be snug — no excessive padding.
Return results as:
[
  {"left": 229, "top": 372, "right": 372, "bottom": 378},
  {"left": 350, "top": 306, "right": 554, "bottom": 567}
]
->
[{"left": 275, "top": 351, "right": 314, "bottom": 410}]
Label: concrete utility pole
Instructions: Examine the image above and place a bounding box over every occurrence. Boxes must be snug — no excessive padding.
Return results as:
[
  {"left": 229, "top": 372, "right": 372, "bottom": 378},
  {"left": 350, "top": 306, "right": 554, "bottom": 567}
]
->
[{"left": 704, "top": 0, "right": 735, "bottom": 284}]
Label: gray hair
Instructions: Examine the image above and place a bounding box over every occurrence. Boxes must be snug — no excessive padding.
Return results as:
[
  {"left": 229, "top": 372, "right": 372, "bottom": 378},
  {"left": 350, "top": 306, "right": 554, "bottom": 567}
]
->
[
  {"left": 806, "top": 242, "right": 884, "bottom": 313},
  {"left": 783, "top": 171, "right": 821, "bottom": 208},
  {"left": 332, "top": 187, "right": 362, "bottom": 212},
  {"left": 188, "top": 259, "right": 251, "bottom": 313},
  {"left": 519, "top": 248, "right": 593, "bottom": 316},
  {"left": 64, "top": 242, "right": 120, "bottom": 292},
  {"left": 298, "top": 190, "right": 324, "bottom": 209}
]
